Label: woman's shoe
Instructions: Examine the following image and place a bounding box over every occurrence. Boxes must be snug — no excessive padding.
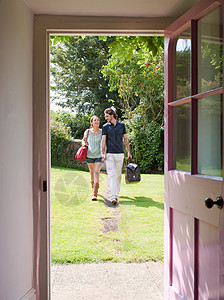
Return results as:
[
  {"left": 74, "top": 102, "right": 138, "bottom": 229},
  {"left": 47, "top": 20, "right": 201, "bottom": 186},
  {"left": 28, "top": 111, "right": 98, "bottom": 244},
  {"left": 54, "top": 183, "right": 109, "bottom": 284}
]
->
[{"left": 92, "top": 183, "right": 99, "bottom": 201}]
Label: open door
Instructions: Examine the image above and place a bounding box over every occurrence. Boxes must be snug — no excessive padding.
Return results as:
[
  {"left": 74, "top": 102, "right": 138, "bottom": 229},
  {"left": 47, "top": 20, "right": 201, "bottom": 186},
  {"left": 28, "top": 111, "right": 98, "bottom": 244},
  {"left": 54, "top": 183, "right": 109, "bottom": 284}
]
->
[{"left": 164, "top": 0, "right": 224, "bottom": 299}]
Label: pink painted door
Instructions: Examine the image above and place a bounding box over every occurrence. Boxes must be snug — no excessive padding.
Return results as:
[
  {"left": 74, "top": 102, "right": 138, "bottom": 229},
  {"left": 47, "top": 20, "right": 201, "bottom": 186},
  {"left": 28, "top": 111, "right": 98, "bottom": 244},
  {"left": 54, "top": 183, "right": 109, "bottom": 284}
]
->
[{"left": 164, "top": 1, "right": 224, "bottom": 299}]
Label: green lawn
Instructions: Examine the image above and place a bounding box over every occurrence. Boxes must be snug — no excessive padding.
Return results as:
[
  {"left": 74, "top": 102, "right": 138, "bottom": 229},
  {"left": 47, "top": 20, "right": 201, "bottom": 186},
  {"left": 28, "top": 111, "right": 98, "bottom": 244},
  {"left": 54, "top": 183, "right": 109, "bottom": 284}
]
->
[{"left": 51, "top": 166, "right": 164, "bottom": 263}]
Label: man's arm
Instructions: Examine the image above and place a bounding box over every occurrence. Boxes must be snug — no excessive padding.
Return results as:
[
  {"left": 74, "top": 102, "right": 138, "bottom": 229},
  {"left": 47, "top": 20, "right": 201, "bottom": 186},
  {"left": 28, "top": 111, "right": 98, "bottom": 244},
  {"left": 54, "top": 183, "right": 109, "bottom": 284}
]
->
[
  {"left": 101, "top": 135, "right": 107, "bottom": 161},
  {"left": 123, "top": 134, "right": 132, "bottom": 159}
]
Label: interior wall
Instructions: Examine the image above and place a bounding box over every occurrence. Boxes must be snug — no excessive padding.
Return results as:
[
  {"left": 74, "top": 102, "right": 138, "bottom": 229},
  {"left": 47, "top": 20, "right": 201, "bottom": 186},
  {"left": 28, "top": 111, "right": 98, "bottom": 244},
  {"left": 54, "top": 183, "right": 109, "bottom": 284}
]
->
[{"left": 0, "top": 0, "right": 34, "bottom": 299}]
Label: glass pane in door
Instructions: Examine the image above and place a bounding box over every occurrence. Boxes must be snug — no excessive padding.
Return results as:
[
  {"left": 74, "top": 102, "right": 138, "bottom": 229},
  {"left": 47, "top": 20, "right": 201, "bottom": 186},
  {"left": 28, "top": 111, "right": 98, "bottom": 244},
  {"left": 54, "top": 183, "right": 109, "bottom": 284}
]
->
[
  {"left": 198, "top": 6, "right": 223, "bottom": 93},
  {"left": 175, "top": 28, "right": 191, "bottom": 100},
  {"left": 173, "top": 103, "right": 191, "bottom": 172},
  {"left": 198, "top": 94, "right": 222, "bottom": 177}
]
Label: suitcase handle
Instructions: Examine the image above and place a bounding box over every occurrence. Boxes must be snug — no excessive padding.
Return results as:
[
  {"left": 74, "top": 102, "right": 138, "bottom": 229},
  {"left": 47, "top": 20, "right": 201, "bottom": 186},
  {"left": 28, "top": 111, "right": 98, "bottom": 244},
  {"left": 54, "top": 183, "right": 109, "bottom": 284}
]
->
[{"left": 127, "top": 157, "right": 134, "bottom": 164}]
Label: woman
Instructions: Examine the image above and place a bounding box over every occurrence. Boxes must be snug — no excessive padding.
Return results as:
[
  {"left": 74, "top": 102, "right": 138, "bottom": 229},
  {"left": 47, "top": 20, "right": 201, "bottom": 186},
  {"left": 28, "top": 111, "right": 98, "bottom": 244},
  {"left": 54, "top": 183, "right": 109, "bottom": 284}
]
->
[{"left": 82, "top": 116, "right": 103, "bottom": 201}]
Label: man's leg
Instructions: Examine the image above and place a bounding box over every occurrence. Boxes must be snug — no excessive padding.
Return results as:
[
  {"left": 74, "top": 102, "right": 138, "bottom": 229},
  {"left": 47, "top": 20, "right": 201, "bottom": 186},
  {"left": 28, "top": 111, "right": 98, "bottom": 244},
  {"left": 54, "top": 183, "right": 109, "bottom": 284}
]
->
[
  {"left": 106, "top": 153, "right": 124, "bottom": 203},
  {"left": 106, "top": 154, "right": 118, "bottom": 201},
  {"left": 114, "top": 153, "right": 124, "bottom": 198}
]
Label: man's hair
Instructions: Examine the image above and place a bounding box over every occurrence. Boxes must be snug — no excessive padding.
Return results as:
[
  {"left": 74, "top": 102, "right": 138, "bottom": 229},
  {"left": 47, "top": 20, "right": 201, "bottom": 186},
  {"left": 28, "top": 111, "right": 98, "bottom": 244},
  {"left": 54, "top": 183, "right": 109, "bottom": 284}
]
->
[{"left": 104, "top": 107, "right": 117, "bottom": 119}]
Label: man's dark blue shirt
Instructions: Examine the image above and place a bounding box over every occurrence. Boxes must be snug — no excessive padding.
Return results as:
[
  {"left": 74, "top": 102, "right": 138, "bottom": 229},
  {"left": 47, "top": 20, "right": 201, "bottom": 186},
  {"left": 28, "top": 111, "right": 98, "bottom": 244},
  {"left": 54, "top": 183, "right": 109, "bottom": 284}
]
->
[{"left": 102, "top": 121, "right": 126, "bottom": 153}]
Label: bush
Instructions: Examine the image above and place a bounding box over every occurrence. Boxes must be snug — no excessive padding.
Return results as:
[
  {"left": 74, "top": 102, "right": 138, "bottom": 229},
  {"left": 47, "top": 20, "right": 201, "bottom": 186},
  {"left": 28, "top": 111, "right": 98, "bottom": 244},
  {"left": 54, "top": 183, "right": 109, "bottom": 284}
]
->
[
  {"left": 50, "top": 114, "right": 88, "bottom": 170},
  {"left": 127, "top": 121, "right": 164, "bottom": 174},
  {"left": 51, "top": 118, "right": 72, "bottom": 166},
  {"left": 51, "top": 110, "right": 90, "bottom": 139}
]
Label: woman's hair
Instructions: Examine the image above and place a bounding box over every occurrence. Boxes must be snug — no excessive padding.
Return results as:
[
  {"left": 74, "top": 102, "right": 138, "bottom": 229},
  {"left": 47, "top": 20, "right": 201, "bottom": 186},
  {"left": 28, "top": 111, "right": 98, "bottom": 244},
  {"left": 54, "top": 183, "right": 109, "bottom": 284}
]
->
[
  {"left": 104, "top": 107, "right": 117, "bottom": 119},
  {"left": 90, "top": 115, "right": 100, "bottom": 128}
]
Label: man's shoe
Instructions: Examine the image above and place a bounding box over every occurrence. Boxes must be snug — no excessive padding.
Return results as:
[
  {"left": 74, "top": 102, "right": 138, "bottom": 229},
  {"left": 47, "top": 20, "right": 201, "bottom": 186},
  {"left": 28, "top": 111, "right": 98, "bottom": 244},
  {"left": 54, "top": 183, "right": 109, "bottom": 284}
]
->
[{"left": 111, "top": 197, "right": 118, "bottom": 205}]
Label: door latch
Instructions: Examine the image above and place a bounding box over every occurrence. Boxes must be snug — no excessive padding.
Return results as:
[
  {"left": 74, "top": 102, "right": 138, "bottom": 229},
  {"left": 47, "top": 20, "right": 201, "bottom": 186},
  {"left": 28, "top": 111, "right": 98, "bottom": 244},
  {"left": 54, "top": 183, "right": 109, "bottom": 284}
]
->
[
  {"left": 205, "top": 196, "right": 223, "bottom": 209},
  {"left": 43, "top": 180, "right": 47, "bottom": 192}
]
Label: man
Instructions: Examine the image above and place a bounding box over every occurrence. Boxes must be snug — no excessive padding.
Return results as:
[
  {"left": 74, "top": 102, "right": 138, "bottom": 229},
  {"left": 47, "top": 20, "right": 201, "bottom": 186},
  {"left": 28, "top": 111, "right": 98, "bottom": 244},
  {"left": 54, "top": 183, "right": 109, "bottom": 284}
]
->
[{"left": 101, "top": 107, "right": 132, "bottom": 204}]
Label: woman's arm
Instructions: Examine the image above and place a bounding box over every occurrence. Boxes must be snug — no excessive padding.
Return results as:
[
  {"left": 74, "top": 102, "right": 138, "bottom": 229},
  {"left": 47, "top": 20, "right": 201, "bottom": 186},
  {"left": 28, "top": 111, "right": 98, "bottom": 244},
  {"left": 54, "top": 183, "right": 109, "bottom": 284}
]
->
[{"left": 82, "top": 129, "right": 89, "bottom": 146}]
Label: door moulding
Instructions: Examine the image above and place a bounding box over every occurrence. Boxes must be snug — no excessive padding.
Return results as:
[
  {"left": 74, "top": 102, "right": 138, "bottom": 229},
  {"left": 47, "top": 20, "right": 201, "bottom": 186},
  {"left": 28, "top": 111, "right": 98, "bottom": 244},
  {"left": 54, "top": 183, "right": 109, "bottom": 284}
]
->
[{"left": 33, "top": 15, "right": 173, "bottom": 299}]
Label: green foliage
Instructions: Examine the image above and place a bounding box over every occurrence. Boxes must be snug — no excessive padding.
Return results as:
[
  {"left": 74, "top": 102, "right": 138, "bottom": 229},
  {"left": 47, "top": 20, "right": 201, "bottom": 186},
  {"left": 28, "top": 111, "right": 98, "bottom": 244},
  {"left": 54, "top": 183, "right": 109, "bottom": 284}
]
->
[
  {"left": 50, "top": 115, "right": 72, "bottom": 166},
  {"left": 176, "top": 46, "right": 191, "bottom": 99},
  {"left": 102, "top": 46, "right": 164, "bottom": 173},
  {"left": 51, "top": 110, "right": 90, "bottom": 139},
  {"left": 50, "top": 114, "right": 72, "bottom": 149},
  {"left": 126, "top": 120, "right": 164, "bottom": 173},
  {"left": 99, "top": 36, "right": 164, "bottom": 63},
  {"left": 138, "top": 122, "right": 164, "bottom": 173},
  {"left": 50, "top": 36, "right": 121, "bottom": 119},
  {"left": 50, "top": 111, "right": 87, "bottom": 170},
  {"left": 176, "top": 40, "right": 223, "bottom": 98},
  {"left": 201, "top": 42, "right": 223, "bottom": 81},
  {"left": 50, "top": 35, "right": 69, "bottom": 45}
]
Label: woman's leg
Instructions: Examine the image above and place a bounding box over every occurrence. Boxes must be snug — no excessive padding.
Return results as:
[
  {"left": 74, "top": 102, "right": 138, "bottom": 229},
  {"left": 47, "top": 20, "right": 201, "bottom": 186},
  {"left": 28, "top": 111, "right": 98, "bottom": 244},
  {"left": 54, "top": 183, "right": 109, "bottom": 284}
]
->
[
  {"left": 87, "top": 163, "right": 95, "bottom": 189},
  {"left": 92, "top": 162, "right": 102, "bottom": 200},
  {"left": 94, "top": 162, "right": 103, "bottom": 184}
]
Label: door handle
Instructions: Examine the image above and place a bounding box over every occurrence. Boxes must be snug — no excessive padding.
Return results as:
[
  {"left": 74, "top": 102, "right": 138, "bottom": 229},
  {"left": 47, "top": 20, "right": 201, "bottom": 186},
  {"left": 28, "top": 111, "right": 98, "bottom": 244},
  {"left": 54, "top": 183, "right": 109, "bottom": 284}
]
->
[{"left": 205, "top": 196, "right": 223, "bottom": 209}]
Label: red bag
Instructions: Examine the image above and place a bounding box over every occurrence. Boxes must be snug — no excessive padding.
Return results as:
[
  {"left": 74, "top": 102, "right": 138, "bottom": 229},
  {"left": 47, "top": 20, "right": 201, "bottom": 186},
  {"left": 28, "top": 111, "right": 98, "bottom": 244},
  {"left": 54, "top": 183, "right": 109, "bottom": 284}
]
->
[
  {"left": 75, "top": 129, "right": 89, "bottom": 161},
  {"left": 75, "top": 145, "right": 88, "bottom": 161}
]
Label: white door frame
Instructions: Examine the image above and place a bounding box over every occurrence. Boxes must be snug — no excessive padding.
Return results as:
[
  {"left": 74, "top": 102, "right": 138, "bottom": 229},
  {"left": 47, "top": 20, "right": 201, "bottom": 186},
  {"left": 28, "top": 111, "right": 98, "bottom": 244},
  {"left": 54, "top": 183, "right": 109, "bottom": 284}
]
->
[{"left": 33, "top": 15, "right": 173, "bottom": 299}]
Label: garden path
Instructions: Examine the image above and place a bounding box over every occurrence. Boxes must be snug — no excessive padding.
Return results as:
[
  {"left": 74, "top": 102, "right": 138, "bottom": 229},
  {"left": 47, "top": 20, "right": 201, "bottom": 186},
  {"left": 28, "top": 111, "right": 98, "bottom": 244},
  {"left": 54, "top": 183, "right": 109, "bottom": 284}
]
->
[{"left": 51, "top": 260, "right": 164, "bottom": 299}]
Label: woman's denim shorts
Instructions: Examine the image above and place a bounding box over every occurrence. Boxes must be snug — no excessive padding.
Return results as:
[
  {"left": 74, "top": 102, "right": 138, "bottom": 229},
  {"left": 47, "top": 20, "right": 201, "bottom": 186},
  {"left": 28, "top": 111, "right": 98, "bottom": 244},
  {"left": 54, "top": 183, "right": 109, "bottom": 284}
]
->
[{"left": 86, "top": 157, "right": 102, "bottom": 163}]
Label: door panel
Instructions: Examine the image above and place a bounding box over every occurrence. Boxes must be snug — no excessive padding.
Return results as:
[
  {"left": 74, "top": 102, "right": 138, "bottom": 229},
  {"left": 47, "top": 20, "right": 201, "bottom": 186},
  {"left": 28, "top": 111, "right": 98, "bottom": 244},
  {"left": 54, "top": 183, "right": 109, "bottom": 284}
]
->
[
  {"left": 169, "top": 172, "right": 221, "bottom": 226},
  {"left": 171, "top": 210, "right": 194, "bottom": 299},
  {"left": 198, "top": 220, "right": 219, "bottom": 299}
]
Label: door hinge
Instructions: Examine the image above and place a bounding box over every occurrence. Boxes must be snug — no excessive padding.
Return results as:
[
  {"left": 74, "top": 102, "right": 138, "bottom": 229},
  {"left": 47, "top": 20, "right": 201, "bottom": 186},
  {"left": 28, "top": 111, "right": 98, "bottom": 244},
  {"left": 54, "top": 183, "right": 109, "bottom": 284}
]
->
[{"left": 43, "top": 180, "right": 47, "bottom": 192}]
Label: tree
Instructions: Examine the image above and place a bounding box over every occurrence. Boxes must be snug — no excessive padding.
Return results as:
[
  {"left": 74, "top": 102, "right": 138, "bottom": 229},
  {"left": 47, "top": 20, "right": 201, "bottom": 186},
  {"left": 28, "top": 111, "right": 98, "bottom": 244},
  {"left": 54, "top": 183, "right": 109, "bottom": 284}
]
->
[
  {"left": 101, "top": 45, "right": 164, "bottom": 172},
  {"left": 51, "top": 35, "right": 164, "bottom": 60},
  {"left": 99, "top": 36, "right": 164, "bottom": 62},
  {"left": 50, "top": 36, "right": 121, "bottom": 118}
]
